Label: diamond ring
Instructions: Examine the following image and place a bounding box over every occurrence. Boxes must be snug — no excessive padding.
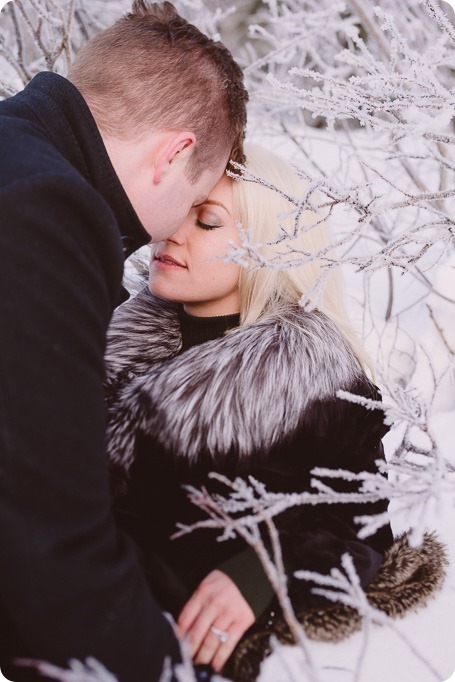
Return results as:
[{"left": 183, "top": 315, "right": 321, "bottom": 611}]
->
[{"left": 209, "top": 625, "right": 229, "bottom": 644}]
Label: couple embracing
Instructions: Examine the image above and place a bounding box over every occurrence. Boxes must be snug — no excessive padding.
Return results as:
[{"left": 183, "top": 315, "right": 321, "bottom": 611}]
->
[{"left": 0, "top": 3, "right": 445, "bottom": 682}]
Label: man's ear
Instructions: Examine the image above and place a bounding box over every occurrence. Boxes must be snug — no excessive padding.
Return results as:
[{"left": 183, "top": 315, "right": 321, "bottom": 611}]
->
[{"left": 152, "top": 131, "right": 196, "bottom": 185}]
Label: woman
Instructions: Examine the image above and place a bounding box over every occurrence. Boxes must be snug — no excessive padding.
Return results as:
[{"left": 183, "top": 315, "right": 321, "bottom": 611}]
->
[{"left": 104, "top": 146, "right": 445, "bottom": 679}]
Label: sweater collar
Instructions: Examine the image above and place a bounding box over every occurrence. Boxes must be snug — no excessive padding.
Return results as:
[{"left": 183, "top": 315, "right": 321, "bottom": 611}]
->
[
  {"left": 178, "top": 307, "right": 241, "bottom": 352},
  {"left": 21, "top": 72, "right": 149, "bottom": 258}
]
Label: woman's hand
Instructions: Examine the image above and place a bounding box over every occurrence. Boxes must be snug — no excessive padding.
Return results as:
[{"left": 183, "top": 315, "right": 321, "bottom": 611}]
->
[{"left": 177, "top": 569, "right": 255, "bottom": 672}]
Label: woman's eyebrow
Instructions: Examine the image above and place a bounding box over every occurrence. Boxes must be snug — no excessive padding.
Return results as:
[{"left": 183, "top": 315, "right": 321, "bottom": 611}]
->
[{"left": 197, "top": 199, "right": 231, "bottom": 216}]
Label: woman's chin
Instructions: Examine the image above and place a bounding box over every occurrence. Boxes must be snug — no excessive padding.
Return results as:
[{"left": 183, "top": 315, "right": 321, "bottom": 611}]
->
[{"left": 148, "top": 283, "right": 182, "bottom": 304}]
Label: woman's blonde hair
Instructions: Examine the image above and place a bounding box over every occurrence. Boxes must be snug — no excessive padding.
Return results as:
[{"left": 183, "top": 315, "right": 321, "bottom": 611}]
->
[{"left": 232, "top": 144, "right": 373, "bottom": 374}]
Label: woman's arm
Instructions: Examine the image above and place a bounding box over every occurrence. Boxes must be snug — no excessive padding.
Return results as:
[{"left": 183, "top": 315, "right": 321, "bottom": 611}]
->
[
  {"left": 252, "top": 394, "right": 393, "bottom": 612},
  {"left": 216, "top": 547, "right": 274, "bottom": 618}
]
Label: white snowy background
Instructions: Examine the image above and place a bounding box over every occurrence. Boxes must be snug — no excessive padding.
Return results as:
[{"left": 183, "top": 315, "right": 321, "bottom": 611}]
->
[{"left": 1, "top": 1, "right": 455, "bottom": 681}]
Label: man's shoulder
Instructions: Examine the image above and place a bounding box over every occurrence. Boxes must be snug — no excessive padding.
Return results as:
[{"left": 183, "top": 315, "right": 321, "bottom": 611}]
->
[
  {"left": 0, "top": 78, "right": 91, "bottom": 191},
  {"left": 0, "top": 101, "right": 104, "bottom": 214},
  {"left": 1, "top": 104, "right": 73, "bottom": 175},
  {"left": 0, "top": 169, "right": 123, "bottom": 309}
]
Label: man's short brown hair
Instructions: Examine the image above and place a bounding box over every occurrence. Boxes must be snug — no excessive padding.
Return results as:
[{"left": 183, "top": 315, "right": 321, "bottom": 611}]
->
[{"left": 68, "top": 1, "right": 248, "bottom": 178}]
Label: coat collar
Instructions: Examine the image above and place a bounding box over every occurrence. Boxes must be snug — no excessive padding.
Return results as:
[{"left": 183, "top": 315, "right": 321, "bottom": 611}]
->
[
  {"left": 20, "top": 73, "right": 149, "bottom": 257},
  {"left": 105, "top": 288, "right": 368, "bottom": 472}
]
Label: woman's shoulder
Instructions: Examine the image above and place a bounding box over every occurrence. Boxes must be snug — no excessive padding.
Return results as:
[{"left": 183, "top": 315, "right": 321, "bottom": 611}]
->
[
  {"left": 105, "top": 287, "right": 182, "bottom": 385},
  {"left": 226, "top": 305, "right": 364, "bottom": 385},
  {"left": 234, "top": 304, "right": 351, "bottom": 347}
]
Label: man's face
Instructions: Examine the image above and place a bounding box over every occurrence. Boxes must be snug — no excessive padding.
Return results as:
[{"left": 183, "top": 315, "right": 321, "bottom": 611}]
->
[{"left": 131, "top": 156, "right": 229, "bottom": 243}]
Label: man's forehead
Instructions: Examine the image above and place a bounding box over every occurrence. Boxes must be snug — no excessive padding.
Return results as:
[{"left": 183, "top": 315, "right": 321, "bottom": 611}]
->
[{"left": 192, "top": 195, "right": 208, "bottom": 207}]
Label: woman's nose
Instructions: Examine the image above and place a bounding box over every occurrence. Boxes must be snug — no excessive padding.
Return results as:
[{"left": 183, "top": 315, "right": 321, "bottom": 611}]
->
[
  {"left": 165, "top": 219, "right": 190, "bottom": 245},
  {"left": 165, "top": 230, "right": 185, "bottom": 245}
]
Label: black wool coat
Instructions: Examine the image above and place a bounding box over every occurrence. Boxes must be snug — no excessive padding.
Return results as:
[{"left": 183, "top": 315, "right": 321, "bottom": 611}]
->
[
  {"left": 0, "top": 73, "right": 180, "bottom": 682},
  {"left": 105, "top": 289, "right": 394, "bottom": 618}
]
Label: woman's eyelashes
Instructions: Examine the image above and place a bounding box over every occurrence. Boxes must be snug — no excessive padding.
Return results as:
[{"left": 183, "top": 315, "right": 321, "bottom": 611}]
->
[
  {"left": 196, "top": 220, "right": 219, "bottom": 230},
  {"left": 195, "top": 212, "right": 223, "bottom": 231}
]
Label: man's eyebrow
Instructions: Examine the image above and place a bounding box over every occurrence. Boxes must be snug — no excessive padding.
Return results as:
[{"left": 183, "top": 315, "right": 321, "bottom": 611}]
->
[{"left": 193, "top": 198, "right": 231, "bottom": 216}]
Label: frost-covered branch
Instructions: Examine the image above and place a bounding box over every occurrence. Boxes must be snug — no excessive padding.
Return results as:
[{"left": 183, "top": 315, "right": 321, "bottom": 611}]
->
[
  {"left": 15, "top": 657, "right": 118, "bottom": 682},
  {"left": 174, "top": 475, "right": 321, "bottom": 682},
  {"left": 295, "top": 553, "right": 444, "bottom": 680}
]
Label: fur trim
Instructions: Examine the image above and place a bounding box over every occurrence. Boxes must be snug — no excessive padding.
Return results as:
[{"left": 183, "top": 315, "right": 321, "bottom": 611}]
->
[
  {"left": 224, "top": 531, "right": 448, "bottom": 681},
  {"left": 365, "top": 530, "right": 448, "bottom": 617},
  {"left": 300, "top": 531, "right": 448, "bottom": 641},
  {"left": 105, "top": 287, "right": 182, "bottom": 386},
  {"left": 105, "top": 288, "right": 366, "bottom": 471}
]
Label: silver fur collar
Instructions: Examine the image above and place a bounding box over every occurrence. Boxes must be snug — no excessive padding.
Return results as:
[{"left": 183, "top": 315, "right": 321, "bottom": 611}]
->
[{"left": 105, "top": 287, "right": 363, "bottom": 471}]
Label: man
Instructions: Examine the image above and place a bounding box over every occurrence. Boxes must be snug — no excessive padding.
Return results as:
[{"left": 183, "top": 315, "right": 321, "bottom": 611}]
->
[{"left": 0, "top": 2, "right": 248, "bottom": 680}]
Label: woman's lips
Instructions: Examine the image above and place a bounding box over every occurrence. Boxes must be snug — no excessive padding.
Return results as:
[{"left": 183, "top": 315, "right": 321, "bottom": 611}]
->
[{"left": 154, "top": 253, "right": 187, "bottom": 269}]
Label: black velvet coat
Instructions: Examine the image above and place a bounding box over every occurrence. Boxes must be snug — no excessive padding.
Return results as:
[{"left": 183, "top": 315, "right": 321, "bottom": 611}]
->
[
  {"left": 0, "top": 73, "right": 180, "bottom": 682},
  {"left": 105, "top": 289, "right": 394, "bottom": 618}
]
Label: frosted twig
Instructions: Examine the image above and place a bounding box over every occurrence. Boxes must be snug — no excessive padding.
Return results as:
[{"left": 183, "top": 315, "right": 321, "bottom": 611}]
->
[
  {"left": 421, "top": 0, "right": 455, "bottom": 44},
  {"left": 15, "top": 657, "right": 117, "bottom": 682}
]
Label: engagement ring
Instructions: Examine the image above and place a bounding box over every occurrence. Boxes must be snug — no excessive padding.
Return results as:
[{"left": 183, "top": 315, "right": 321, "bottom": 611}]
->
[{"left": 209, "top": 625, "right": 229, "bottom": 644}]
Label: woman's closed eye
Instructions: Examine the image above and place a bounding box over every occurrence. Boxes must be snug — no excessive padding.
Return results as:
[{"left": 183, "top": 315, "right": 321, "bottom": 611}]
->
[
  {"left": 196, "top": 211, "right": 223, "bottom": 231},
  {"left": 196, "top": 219, "right": 222, "bottom": 230}
]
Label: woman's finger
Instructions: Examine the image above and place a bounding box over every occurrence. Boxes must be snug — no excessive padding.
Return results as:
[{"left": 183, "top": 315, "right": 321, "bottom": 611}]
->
[
  {"left": 194, "top": 619, "right": 232, "bottom": 667},
  {"left": 185, "top": 602, "right": 219, "bottom": 656},
  {"left": 177, "top": 591, "right": 203, "bottom": 638},
  {"left": 211, "top": 623, "right": 246, "bottom": 672}
]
